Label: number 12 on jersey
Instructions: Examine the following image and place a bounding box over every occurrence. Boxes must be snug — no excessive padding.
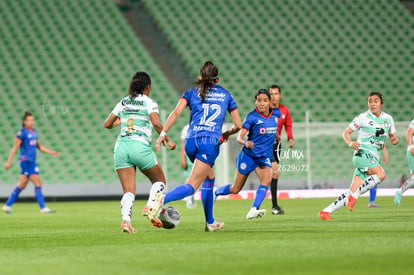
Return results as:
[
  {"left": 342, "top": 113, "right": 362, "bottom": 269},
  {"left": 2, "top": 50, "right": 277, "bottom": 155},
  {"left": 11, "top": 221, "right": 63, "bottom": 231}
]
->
[{"left": 200, "top": 103, "right": 221, "bottom": 127}]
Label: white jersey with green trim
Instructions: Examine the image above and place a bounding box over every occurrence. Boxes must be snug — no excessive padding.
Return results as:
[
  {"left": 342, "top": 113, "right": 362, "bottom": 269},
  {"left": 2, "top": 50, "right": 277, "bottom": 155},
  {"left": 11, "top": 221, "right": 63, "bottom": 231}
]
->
[
  {"left": 349, "top": 110, "right": 396, "bottom": 159},
  {"left": 111, "top": 95, "right": 159, "bottom": 144}
]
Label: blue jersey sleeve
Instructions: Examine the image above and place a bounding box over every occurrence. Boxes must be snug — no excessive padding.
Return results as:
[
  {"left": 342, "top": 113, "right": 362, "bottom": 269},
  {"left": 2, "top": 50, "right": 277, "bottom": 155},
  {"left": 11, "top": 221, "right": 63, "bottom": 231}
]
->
[
  {"left": 242, "top": 114, "right": 254, "bottom": 131},
  {"left": 16, "top": 129, "right": 26, "bottom": 140},
  {"left": 181, "top": 89, "right": 193, "bottom": 105}
]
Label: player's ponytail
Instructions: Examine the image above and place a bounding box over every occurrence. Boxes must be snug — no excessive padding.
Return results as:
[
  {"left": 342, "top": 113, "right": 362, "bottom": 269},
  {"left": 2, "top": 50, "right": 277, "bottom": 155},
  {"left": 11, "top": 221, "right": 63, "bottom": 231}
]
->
[
  {"left": 22, "top": 111, "right": 33, "bottom": 127},
  {"left": 128, "top": 72, "right": 151, "bottom": 99},
  {"left": 195, "top": 61, "right": 219, "bottom": 102}
]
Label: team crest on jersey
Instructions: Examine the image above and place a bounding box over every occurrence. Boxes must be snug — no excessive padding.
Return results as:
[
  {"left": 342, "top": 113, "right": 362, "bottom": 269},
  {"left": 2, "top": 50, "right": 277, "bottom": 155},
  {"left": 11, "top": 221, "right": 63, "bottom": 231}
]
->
[
  {"left": 275, "top": 117, "right": 279, "bottom": 124},
  {"left": 240, "top": 162, "right": 247, "bottom": 170},
  {"left": 260, "top": 128, "right": 266, "bottom": 134},
  {"left": 282, "top": 114, "right": 285, "bottom": 119},
  {"left": 384, "top": 121, "right": 388, "bottom": 128}
]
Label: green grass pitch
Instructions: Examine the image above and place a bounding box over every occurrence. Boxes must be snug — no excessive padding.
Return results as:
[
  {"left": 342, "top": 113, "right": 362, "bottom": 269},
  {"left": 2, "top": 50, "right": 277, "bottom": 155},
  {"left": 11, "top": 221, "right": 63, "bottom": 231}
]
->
[{"left": 1, "top": 197, "right": 413, "bottom": 275}]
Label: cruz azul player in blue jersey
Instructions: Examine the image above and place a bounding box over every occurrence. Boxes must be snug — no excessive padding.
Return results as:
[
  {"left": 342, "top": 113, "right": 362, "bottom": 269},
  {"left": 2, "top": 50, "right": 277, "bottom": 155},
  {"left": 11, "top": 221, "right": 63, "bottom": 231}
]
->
[
  {"left": 156, "top": 61, "right": 242, "bottom": 232},
  {"left": 3, "top": 111, "right": 60, "bottom": 214},
  {"left": 215, "top": 89, "right": 280, "bottom": 220}
]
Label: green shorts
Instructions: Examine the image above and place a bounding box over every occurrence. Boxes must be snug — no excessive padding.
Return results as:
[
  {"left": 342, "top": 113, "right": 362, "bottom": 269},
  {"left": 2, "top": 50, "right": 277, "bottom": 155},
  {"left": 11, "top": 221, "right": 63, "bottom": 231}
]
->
[
  {"left": 407, "top": 148, "right": 414, "bottom": 174},
  {"left": 352, "top": 149, "right": 381, "bottom": 180},
  {"left": 114, "top": 140, "right": 157, "bottom": 171}
]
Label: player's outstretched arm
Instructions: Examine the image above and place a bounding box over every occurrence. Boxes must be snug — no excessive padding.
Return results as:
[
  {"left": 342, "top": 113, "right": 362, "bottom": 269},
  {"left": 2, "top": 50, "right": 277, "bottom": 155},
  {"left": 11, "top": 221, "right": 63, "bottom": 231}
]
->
[
  {"left": 407, "top": 127, "right": 414, "bottom": 156},
  {"left": 156, "top": 98, "right": 187, "bottom": 152},
  {"left": 104, "top": 113, "right": 120, "bottom": 129},
  {"left": 4, "top": 137, "right": 22, "bottom": 170},
  {"left": 343, "top": 127, "right": 360, "bottom": 150},
  {"left": 236, "top": 128, "right": 253, "bottom": 149},
  {"left": 37, "top": 140, "right": 60, "bottom": 157},
  {"left": 222, "top": 109, "right": 242, "bottom": 142},
  {"left": 149, "top": 112, "right": 176, "bottom": 151}
]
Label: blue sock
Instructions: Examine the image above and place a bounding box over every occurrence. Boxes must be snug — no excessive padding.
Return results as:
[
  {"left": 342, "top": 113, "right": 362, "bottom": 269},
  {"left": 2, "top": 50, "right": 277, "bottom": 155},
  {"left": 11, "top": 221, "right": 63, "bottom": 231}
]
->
[
  {"left": 164, "top": 184, "right": 194, "bottom": 204},
  {"left": 6, "top": 186, "right": 22, "bottom": 207},
  {"left": 201, "top": 178, "right": 215, "bottom": 224},
  {"left": 35, "top": 187, "right": 46, "bottom": 209},
  {"left": 369, "top": 186, "right": 377, "bottom": 204},
  {"left": 252, "top": 185, "right": 269, "bottom": 209},
  {"left": 215, "top": 184, "right": 231, "bottom": 197}
]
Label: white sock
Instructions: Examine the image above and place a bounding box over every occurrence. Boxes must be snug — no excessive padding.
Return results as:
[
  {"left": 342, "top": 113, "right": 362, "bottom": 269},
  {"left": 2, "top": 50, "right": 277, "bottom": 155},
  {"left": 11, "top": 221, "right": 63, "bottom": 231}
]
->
[
  {"left": 352, "top": 175, "right": 381, "bottom": 199},
  {"left": 323, "top": 190, "right": 350, "bottom": 213},
  {"left": 121, "top": 192, "right": 135, "bottom": 223},
  {"left": 147, "top": 181, "right": 165, "bottom": 208},
  {"left": 401, "top": 175, "right": 414, "bottom": 194}
]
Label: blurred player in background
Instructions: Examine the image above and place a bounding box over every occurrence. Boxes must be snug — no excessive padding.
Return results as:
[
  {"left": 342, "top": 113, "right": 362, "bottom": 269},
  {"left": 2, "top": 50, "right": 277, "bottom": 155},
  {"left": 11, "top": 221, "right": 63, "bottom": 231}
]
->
[
  {"left": 319, "top": 92, "right": 398, "bottom": 220},
  {"left": 268, "top": 84, "right": 294, "bottom": 215},
  {"left": 104, "top": 71, "right": 176, "bottom": 233},
  {"left": 367, "top": 144, "right": 388, "bottom": 208},
  {"left": 181, "top": 123, "right": 196, "bottom": 208},
  {"left": 3, "top": 111, "right": 60, "bottom": 214},
  {"left": 156, "top": 61, "right": 242, "bottom": 232},
  {"left": 394, "top": 119, "right": 414, "bottom": 206},
  {"left": 215, "top": 89, "right": 280, "bottom": 220}
]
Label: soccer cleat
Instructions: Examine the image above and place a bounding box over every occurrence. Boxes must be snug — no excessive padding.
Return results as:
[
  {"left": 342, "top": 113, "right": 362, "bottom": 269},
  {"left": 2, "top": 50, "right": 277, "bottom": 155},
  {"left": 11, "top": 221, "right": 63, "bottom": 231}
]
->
[
  {"left": 121, "top": 221, "right": 136, "bottom": 233},
  {"left": 246, "top": 208, "right": 266, "bottom": 220},
  {"left": 271, "top": 207, "right": 285, "bottom": 215},
  {"left": 347, "top": 195, "right": 357, "bottom": 211},
  {"left": 368, "top": 203, "right": 380, "bottom": 208},
  {"left": 40, "top": 207, "right": 56, "bottom": 214},
  {"left": 318, "top": 210, "right": 331, "bottom": 220},
  {"left": 394, "top": 191, "right": 402, "bottom": 207},
  {"left": 146, "top": 192, "right": 164, "bottom": 228},
  {"left": 2, "top": 205, "right": 12, "bottom": 214},
  {"left": 205, "top": 221, "right": 224, "bottom": 232},
  {"left": 142, "top": 206, "right": 149, "bottom": 217}
]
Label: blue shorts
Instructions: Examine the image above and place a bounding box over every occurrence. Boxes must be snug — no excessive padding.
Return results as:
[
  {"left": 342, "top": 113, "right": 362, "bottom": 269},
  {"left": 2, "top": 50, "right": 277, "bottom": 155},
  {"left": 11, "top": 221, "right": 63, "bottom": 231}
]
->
[
  {"left": 20, "top": 160, "right": 39, "bottom": 177},
  {"left": 236, "top": 150, "right": 272, "bottom": 175},
  {"left": 184, "top": 137, "right": 221, "bottom": 167}
]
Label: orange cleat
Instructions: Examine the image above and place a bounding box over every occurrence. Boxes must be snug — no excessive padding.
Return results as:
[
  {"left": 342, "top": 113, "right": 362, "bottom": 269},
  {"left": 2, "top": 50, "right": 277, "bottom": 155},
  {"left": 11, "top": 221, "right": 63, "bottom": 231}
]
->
[
  {"left": 121, "top": 221, "right": 136, "bottom": 233},
  {"left": 347, "top": 195, "right": 357, "bottom": 211},
  {"left": 318, "top": 210, "right": 331, "bottom": 220}
]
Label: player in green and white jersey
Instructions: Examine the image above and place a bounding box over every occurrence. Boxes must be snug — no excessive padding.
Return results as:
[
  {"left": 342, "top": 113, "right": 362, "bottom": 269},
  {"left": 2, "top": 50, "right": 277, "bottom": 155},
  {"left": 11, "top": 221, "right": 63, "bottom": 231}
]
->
[
  {"left": 319, "top": 91, "right": 398, "bottom": 220},
  {"left": 104, "top": 72, "right": 176, "bottom": 233},
  {"left": 394, "top": 119, "right": 414, "bottom": 206}
]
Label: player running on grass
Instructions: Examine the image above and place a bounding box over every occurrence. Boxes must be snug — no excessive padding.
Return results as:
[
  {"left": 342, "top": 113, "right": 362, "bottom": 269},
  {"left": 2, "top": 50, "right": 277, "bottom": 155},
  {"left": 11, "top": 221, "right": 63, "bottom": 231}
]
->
[
  {"left": 215, "top": 89, "right": 280, "bottom": 220},
  {"left": 104, "top": 72, "right": 176, "bottom": 233},
  {"left": 319, "top": 91, "right": 398, "bottom": 220},
  {"left": 268, "top": 84, "right": 294, "bottom": 215},
  {"left": 394, "top": 118, "right": 414, "bottom": 206},
  {"left": 3, "top": 111, "right": 60, "bottom": 214},
  {"left": 156, "top": 61, "right": 242, "bottom": 232}
]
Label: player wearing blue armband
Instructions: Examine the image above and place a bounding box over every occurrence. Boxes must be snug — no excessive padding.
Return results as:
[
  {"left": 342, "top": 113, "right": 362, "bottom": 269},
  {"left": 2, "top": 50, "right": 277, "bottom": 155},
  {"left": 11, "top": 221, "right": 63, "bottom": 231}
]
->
[
  {"left": 215, "top": 89, "right": 280, "bottom": 220},
  {"left": 3, "top": 111, "right": 60, "bottom": 214},
  {"left": 156, "top": 61, "right": 242, "bottom": 232},
  {"left": 104, "top": 72, "right": 176, "bottom": 233}
]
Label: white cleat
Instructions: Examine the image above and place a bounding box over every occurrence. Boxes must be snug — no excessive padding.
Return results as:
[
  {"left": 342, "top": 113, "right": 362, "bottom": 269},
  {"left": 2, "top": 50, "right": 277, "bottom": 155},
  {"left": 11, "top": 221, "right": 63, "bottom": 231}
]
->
[
  {"left": 147, "top": 192, "right": 164, "bottom": 228},
  {"left": 205, "top": 221, "right": 224, "bottom": 232},
  {"left": 2, "top": 205, "right": 12, "bottom": 214},
  {"left": 40, "top": 207, "right": 56, "bottom": 214},
  {"left": 246, "top": 207, "right": 266, "bottom": 220}
]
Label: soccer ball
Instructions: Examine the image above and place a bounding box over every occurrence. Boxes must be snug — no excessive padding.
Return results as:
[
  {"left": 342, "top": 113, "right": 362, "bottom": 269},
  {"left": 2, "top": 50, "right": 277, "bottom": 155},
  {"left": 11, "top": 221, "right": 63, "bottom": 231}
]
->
[{"left": 159, "top": 206, "right": 180, "bottom": 229}]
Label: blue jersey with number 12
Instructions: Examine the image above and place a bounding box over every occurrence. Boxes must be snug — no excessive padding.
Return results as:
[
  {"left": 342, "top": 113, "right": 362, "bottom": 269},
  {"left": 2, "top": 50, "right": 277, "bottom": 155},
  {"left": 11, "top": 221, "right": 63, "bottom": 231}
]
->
[{"left": 182, "top": 84, "right": 238, "bottom": 139}]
